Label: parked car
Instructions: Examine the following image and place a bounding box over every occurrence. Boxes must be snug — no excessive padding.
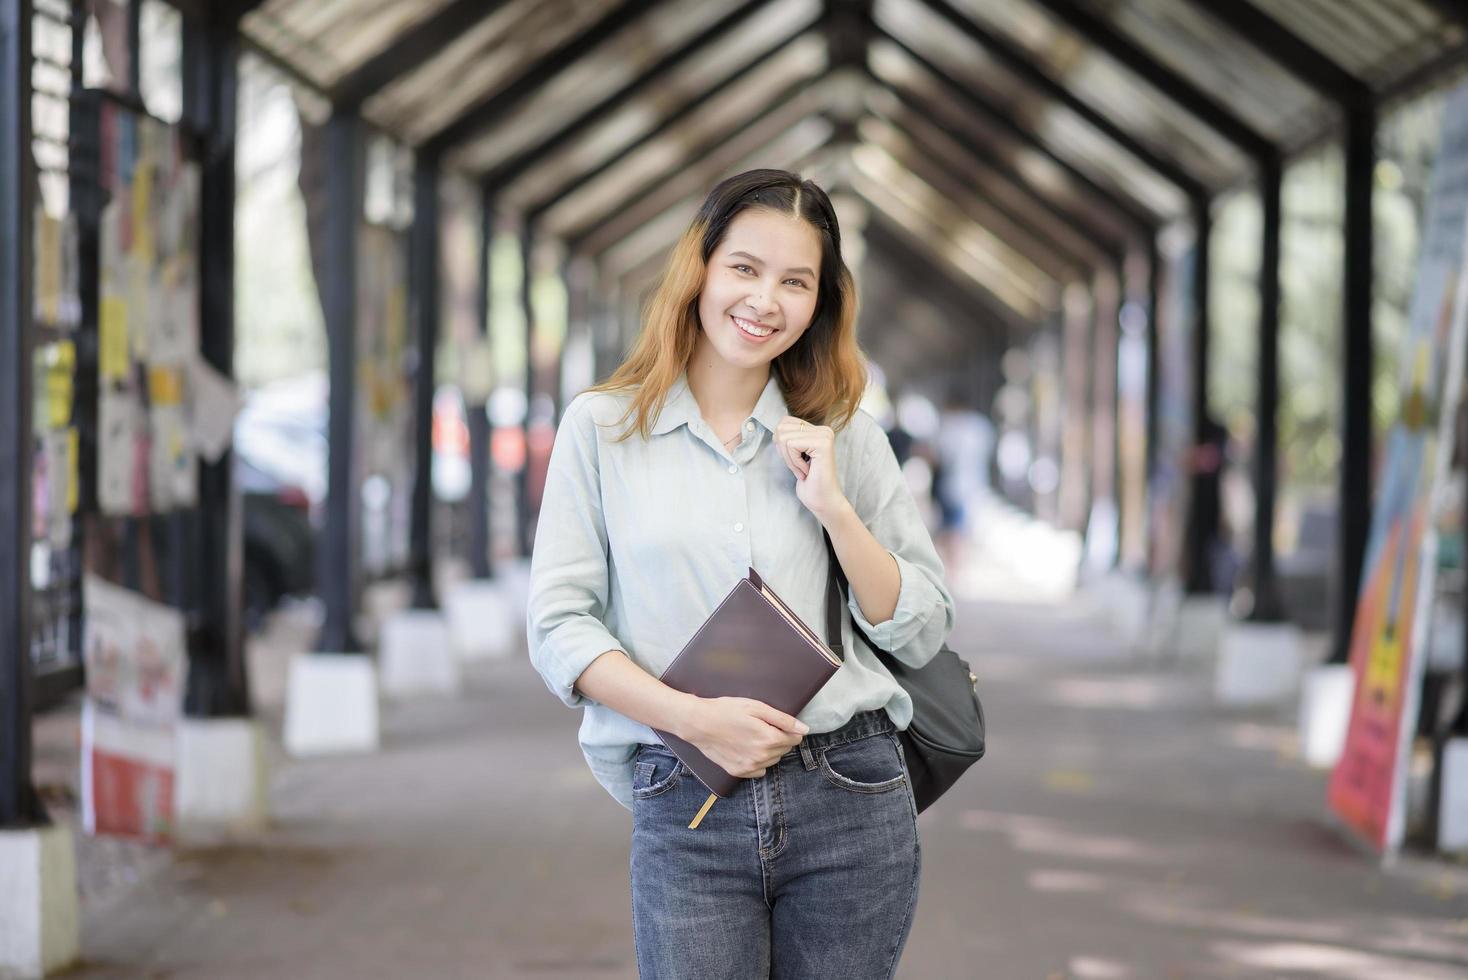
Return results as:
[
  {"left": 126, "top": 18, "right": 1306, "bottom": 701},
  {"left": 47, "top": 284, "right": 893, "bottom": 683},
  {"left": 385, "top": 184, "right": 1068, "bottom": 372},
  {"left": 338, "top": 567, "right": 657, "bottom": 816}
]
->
[
  {"left": 232, "top": 371, "right": 475, "bottom": 629},
  {"left": 238, "top": 453, "right": 315, "bottom": 631}
]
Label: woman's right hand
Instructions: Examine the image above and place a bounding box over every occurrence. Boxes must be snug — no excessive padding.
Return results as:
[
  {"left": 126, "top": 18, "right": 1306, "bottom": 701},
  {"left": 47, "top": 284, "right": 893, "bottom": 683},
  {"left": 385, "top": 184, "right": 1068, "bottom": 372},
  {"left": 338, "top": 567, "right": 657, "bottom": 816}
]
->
[{"left": 681, "top": 696, "right": 809, "bottom": 778}]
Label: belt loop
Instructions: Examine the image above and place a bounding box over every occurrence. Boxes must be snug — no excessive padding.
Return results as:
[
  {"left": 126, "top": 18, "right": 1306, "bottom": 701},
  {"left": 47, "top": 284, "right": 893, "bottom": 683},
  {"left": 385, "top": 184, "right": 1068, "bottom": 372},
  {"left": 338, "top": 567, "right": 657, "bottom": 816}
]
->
[{"left": 799, "top": 740, "right": 818, "bottom": 771}]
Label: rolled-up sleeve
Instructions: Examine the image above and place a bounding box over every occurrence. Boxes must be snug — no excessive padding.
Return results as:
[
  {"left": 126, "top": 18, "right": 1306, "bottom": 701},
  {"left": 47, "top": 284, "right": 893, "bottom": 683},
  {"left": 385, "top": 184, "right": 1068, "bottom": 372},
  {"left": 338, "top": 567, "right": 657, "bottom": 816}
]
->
[
  {"left": 847, "top": 420, "right": 957, "bottom": 669},
  {"left": 525, "top": 395, "right": 625, "bottom": 707}
]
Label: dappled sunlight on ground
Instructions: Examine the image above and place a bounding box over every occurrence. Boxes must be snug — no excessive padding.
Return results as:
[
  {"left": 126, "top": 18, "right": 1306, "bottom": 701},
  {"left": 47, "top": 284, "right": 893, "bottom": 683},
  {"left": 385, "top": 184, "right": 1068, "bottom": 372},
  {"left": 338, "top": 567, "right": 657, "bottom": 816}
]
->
[
  {"left": 1209, "top": 939, "right": 1468, "bottom": 979},
  {"left": 36, "top": 537, "right": 1468, "bottom": 978},
  {"left": 959, "top": 808, "right": 1175, "bottom": 864},
  {"left": 1043, "top": 674, "right": 1180, "bottom": 710},
  {"left": 944, "top": 499, "right": 1082, "bottom": 603},
  {"left": 1067, "top": 955, "right": 1136, "bottom": 979}
]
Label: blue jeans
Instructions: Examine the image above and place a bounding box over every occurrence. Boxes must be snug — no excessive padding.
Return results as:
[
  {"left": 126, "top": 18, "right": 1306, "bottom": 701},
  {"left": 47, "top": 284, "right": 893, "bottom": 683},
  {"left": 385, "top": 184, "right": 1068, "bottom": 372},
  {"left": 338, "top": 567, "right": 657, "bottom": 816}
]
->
[{"left": 630, "top": 710, "right": 922, "bottom": 979}]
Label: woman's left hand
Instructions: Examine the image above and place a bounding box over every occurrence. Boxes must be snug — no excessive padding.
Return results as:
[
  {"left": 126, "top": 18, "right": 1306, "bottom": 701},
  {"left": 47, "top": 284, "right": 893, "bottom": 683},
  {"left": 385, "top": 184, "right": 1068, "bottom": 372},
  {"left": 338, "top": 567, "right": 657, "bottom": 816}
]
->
[{"left": 774, "top": 416, "right": 851, "bottom": 523}]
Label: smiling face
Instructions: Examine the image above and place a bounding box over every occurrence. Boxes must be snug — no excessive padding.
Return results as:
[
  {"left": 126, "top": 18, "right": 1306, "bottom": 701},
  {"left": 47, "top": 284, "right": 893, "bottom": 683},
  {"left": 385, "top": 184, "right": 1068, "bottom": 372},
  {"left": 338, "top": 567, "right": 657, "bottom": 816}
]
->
[{"left": 694, "top": 208, "right": 824, "bottom": 374}]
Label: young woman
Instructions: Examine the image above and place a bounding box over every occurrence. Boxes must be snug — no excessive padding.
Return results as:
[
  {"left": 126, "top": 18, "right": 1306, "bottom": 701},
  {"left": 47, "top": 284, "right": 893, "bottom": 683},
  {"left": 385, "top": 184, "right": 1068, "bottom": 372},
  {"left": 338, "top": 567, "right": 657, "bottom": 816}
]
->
[{"left": 527, "top": 169, "right": 956, "bottom": 979}]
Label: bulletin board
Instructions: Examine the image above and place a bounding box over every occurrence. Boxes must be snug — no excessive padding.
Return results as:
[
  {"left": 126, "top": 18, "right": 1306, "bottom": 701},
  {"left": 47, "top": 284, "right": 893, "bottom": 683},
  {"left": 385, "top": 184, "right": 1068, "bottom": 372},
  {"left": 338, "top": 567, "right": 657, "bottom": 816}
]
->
[
  {"left": 93, "top": 96, "right": 202, "bottom": 517},
  {"left": 31, "top": 207, "right": 84, "bottom": 677}
]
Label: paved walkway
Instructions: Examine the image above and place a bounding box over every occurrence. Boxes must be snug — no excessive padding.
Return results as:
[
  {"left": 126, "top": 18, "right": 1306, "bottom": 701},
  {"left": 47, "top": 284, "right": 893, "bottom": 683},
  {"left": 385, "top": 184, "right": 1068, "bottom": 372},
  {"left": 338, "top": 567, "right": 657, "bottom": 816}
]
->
[{"left": 37, "top": 555, "right": 1468, "bottom": 978}]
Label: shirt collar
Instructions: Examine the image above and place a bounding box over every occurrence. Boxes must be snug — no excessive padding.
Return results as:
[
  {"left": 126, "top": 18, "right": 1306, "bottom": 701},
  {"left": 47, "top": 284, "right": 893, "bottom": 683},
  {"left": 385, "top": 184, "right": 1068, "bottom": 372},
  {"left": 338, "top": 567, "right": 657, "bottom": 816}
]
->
[{"left": 650, "top": 370, "right": 791, "bottom": 437}]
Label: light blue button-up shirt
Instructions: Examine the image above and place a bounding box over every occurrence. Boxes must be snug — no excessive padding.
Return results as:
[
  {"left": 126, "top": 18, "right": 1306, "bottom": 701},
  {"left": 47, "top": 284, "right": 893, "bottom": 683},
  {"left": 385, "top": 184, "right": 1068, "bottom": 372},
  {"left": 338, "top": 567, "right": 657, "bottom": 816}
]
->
[{"left": 526, "top": 371, "right": 957, "bottom": 811}]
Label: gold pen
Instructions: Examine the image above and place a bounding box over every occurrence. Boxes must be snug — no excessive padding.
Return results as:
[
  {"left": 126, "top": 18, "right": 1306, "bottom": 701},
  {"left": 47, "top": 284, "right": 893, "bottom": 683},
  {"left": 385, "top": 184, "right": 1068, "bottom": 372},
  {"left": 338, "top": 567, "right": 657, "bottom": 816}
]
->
[{"left": 688, "top": 793, "right": 718, "bottom": 829}]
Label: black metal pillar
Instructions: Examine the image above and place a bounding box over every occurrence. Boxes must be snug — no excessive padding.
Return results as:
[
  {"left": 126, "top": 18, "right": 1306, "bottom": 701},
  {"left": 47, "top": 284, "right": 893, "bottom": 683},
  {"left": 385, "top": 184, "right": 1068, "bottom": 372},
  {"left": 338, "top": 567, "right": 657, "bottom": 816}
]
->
[
  {"left": 1, "top": 0, "right": 44, "bottom": 828},
  {"left": 124, "top": 0, "right": 140, "bottom": 93},
  {"left": 594, "top": 274, "right": 621, "bottom": 383},
  {"left": 1250, "top": 154, "right": 1286, "bottom": 622},
  {"left": 182, "top": 3, "right": 250, "bottom": 715},
  {"left": 1457, "top": 389, "right": 1468, "bottom": 738},
  {"left": 466, "top": 190, "right": 494, "bottom": 579},
  {"left": 408, "top": 152, "right": 440, "bottom": 610},
  {"left": 517, "top": 221, "right": 535, "bottom": 558},
  {"left": 1143, "top": 237, "right": 1161, "bottom": 566},
  {"left": 1058, "top": 286, "right": 1092, "bottom": 532},
  {"left": 561, "top": 257, "right": 586, "bottom": 422},
  {"left": 1333, "top": 102, "right": 1377, "bottom": 663},
  {"left": 317, "top": 111, "right": 363, "bottom": 653},
  {"left": 1182, "top": 197, "right": 1217, "bottom": 594},
  {"left": 1091, "top": 267, "right": 1120, "bottom": 559}
]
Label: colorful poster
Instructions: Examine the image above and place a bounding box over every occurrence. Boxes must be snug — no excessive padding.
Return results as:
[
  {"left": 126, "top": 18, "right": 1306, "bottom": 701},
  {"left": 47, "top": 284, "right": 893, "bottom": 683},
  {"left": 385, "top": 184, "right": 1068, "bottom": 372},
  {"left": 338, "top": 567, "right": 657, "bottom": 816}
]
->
[
  {"left": 33, "top": 205, "right": 80, "bottom": 328},
  {"left": 187, "top": 354, "right": 240, "bottom": 463},
  {"left": 95, "top": 98, "right": 201, "bottom": 515},
  {"left": 80, "top": 571, "right": 182, "bottom": 840},
  {"left": 357, "top": 223, "right": 414, "bottom": 578},
  {"left": 97, "top": 390, "right": 141, "bottom": 515},
  {"left": 82, "top": 573, "right": 187, "bottom": 726},
  {"left": 81, "top": 698, "right": 175, "bottom": 843},
  {"left": 1329, "top": 82, "right": 1468, "bottom": 853},
  {"left": 31, "top": 342, "right": 78, "bottom": 550}
]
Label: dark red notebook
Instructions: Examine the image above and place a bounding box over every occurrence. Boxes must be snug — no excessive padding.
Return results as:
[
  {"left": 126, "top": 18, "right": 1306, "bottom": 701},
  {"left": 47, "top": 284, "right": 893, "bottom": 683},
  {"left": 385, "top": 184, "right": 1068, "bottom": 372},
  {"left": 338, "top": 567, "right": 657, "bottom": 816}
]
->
[{"left": 652, "top": 568, "right": 842, "bottom": 798}]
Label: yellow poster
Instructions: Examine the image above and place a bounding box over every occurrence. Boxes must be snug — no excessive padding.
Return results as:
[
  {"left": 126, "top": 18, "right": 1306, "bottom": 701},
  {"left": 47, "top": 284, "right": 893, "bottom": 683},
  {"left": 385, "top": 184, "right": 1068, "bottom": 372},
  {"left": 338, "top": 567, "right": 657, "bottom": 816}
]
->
[
  {"left": 66, "top": 427, "right": 79, "bottom": 513},
  {"left": 42, "top": 340, "right": 75, "bottom": 428},
  {"left": 100, "top": 296, "right": 129, "bottom": 380},
  {"left": 36, "top": 209, "right": 61, "bottom": 324},
  {"left": 131, "top": 161, "right": 153, "bottom": 263},
  {"left": 147, "top": 366, "right": 184, "bottom": 406}
]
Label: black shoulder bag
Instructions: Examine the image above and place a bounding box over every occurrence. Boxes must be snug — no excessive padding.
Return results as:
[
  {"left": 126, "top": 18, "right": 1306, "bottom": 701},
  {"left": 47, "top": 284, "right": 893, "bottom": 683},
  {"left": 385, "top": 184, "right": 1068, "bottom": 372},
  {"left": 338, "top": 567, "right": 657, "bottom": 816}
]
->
[{"left": 823, "top": 532, "right": 985, "bottom": 813}]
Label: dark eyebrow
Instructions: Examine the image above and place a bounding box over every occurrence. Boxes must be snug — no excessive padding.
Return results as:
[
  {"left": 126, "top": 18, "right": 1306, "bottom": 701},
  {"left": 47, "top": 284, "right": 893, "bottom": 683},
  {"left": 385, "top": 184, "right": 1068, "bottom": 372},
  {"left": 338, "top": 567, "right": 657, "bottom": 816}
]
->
[{"left": 728, "top": 250, "right": 815, "bottom": 278}]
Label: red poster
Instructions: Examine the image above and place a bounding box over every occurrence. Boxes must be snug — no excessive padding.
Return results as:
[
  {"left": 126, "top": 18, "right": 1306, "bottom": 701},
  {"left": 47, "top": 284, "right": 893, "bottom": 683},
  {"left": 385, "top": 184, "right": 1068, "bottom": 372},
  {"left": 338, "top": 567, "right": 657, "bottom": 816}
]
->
[
  {"left": 1328, "top": 82, "right": 1468, "bottom": 852},
  {"left": 81, "top": 699, "right": 175, "bottom": 843}
]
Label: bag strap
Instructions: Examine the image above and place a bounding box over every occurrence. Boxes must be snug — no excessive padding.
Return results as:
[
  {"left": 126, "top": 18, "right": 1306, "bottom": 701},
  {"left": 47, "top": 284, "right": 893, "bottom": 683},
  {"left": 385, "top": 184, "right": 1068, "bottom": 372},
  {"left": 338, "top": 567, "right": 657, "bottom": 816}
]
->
[{"left": 823, "top": 529, "right": 848, "bottom": 659}]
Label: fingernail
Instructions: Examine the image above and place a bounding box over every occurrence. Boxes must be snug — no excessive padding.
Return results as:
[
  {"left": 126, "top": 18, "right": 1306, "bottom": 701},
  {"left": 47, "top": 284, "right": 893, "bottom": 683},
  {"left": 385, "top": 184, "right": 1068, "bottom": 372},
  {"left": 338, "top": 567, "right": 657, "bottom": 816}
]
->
[{"left": 798, "top": 723, "right": 810, "bottom": 735}]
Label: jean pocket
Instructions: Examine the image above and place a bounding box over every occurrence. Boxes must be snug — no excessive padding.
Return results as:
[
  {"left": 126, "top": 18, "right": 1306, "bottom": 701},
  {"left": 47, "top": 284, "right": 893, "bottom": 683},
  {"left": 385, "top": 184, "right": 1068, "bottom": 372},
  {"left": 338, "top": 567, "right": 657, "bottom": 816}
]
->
[
  {"left": 818, "top": 733, "right": 907, "bottom": 794},
  {"left": 631, "top": 747, "right": 684, "bottom": 800}
]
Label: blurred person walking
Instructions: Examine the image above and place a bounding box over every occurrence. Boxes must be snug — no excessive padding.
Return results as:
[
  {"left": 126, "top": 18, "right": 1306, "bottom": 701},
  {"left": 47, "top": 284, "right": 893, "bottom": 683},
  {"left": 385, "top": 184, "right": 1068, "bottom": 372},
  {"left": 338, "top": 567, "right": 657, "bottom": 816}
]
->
[
  {"left": 527, "top": 170, "right": 955, "bottom": 979},
  {"left": 933, "top": 391, "right": 994, "bottom": 572}
]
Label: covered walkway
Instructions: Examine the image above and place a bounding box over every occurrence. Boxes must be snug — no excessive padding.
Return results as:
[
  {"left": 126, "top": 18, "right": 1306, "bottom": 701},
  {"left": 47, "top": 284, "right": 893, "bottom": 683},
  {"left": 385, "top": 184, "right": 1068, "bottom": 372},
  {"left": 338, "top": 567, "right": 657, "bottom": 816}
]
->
[{"left": 6, "top": 0, "right": 1468, "bottom": 976}]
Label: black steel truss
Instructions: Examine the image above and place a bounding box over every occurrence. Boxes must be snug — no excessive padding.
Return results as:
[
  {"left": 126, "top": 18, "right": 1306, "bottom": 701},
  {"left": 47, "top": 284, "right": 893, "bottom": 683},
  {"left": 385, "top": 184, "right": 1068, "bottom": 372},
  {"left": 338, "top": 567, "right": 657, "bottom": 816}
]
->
[
  {"left": 330, "top": 0, "right": 516, "bottom": 111},
  {"left": 1181, "top": 0, "right": 1371, "bottom": 106},
  {"left": 911, "top": 0, "right": 1208, "bottom": 198},
  {"left": 866, "top": 71, "right": 1131, "bottom": 261},
  {"left": 480, "top": 0, "right": 779, "bottom": 188},
  {"left": 867, "top": 95, "right": 1123, "bottom": 269},
  {"left": 856, "top": 131, "right": 1089, "bottom": 283},
  {"left": 519, "top": 21, "right": 816, "bottom": 219},
  {"left": 564, "top": 73, "right": 828, "bottom": 252},
  {"left": 423, "top": 0, "right": 675, "bottom": 156},
  {"left": 1025, "top": 0, "right": 1274, "bottom": 158},
  {"left": 873, "top": 27, "right": 1160, "bottom": 236}
]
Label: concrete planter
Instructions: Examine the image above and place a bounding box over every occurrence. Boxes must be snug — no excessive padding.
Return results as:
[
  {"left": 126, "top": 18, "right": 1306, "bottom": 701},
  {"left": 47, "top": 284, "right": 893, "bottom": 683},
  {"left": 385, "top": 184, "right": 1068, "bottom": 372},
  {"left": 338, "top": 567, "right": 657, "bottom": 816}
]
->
[
  {"left": 1297, "top": 664, "right": 1354, "bottom": 769},
  {"left": 0, "top": 823, "right": 78, "bottom": 979},
  {"left": 1214, "top": 620, "right": 1303, "bottom": 707},
  {"left": 378, "top": 609, "right": 461, "bottom": 699},
  {"left": 174, "top": 717, "right": 269, "bottom": 841},
  {"left": 283, "top": 653, "right": 380, "bottom": 756}
]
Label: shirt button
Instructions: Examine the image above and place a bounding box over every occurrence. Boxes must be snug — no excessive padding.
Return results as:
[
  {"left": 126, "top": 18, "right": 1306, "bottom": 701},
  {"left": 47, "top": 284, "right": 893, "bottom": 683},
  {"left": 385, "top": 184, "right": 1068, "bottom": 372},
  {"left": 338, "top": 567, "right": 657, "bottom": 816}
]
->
[
  {"left": 733, "top": 522, "right": 744, "bottom": 533},
  {"left": 728, "top": 464, "right": 738, "bottom": 474},
  {"left": 745, "top": 421, "right": 755, "bottom": 431}
]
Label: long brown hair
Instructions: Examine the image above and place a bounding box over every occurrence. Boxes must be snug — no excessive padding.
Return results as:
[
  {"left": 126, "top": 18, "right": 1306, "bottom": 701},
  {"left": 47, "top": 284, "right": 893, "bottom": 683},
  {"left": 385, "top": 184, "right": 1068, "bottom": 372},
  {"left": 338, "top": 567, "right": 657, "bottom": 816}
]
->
[{"left": 589, "top": 169, "right": 866, "bottom": 441}]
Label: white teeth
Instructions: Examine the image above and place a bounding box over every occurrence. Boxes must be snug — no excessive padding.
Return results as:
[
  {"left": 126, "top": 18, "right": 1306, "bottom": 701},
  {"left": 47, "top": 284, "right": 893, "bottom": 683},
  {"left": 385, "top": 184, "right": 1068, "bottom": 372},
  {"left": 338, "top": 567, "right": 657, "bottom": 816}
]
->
[{"left": 734, "top": 317, "right": 773, "bottom": 338}]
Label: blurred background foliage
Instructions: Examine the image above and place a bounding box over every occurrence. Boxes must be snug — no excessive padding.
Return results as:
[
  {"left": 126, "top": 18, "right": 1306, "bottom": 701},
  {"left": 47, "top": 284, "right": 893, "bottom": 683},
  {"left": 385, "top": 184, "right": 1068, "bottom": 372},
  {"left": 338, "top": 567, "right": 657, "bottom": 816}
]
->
[{"left": 1209, "top": 88, "right": 1448, "bottom": 554}]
